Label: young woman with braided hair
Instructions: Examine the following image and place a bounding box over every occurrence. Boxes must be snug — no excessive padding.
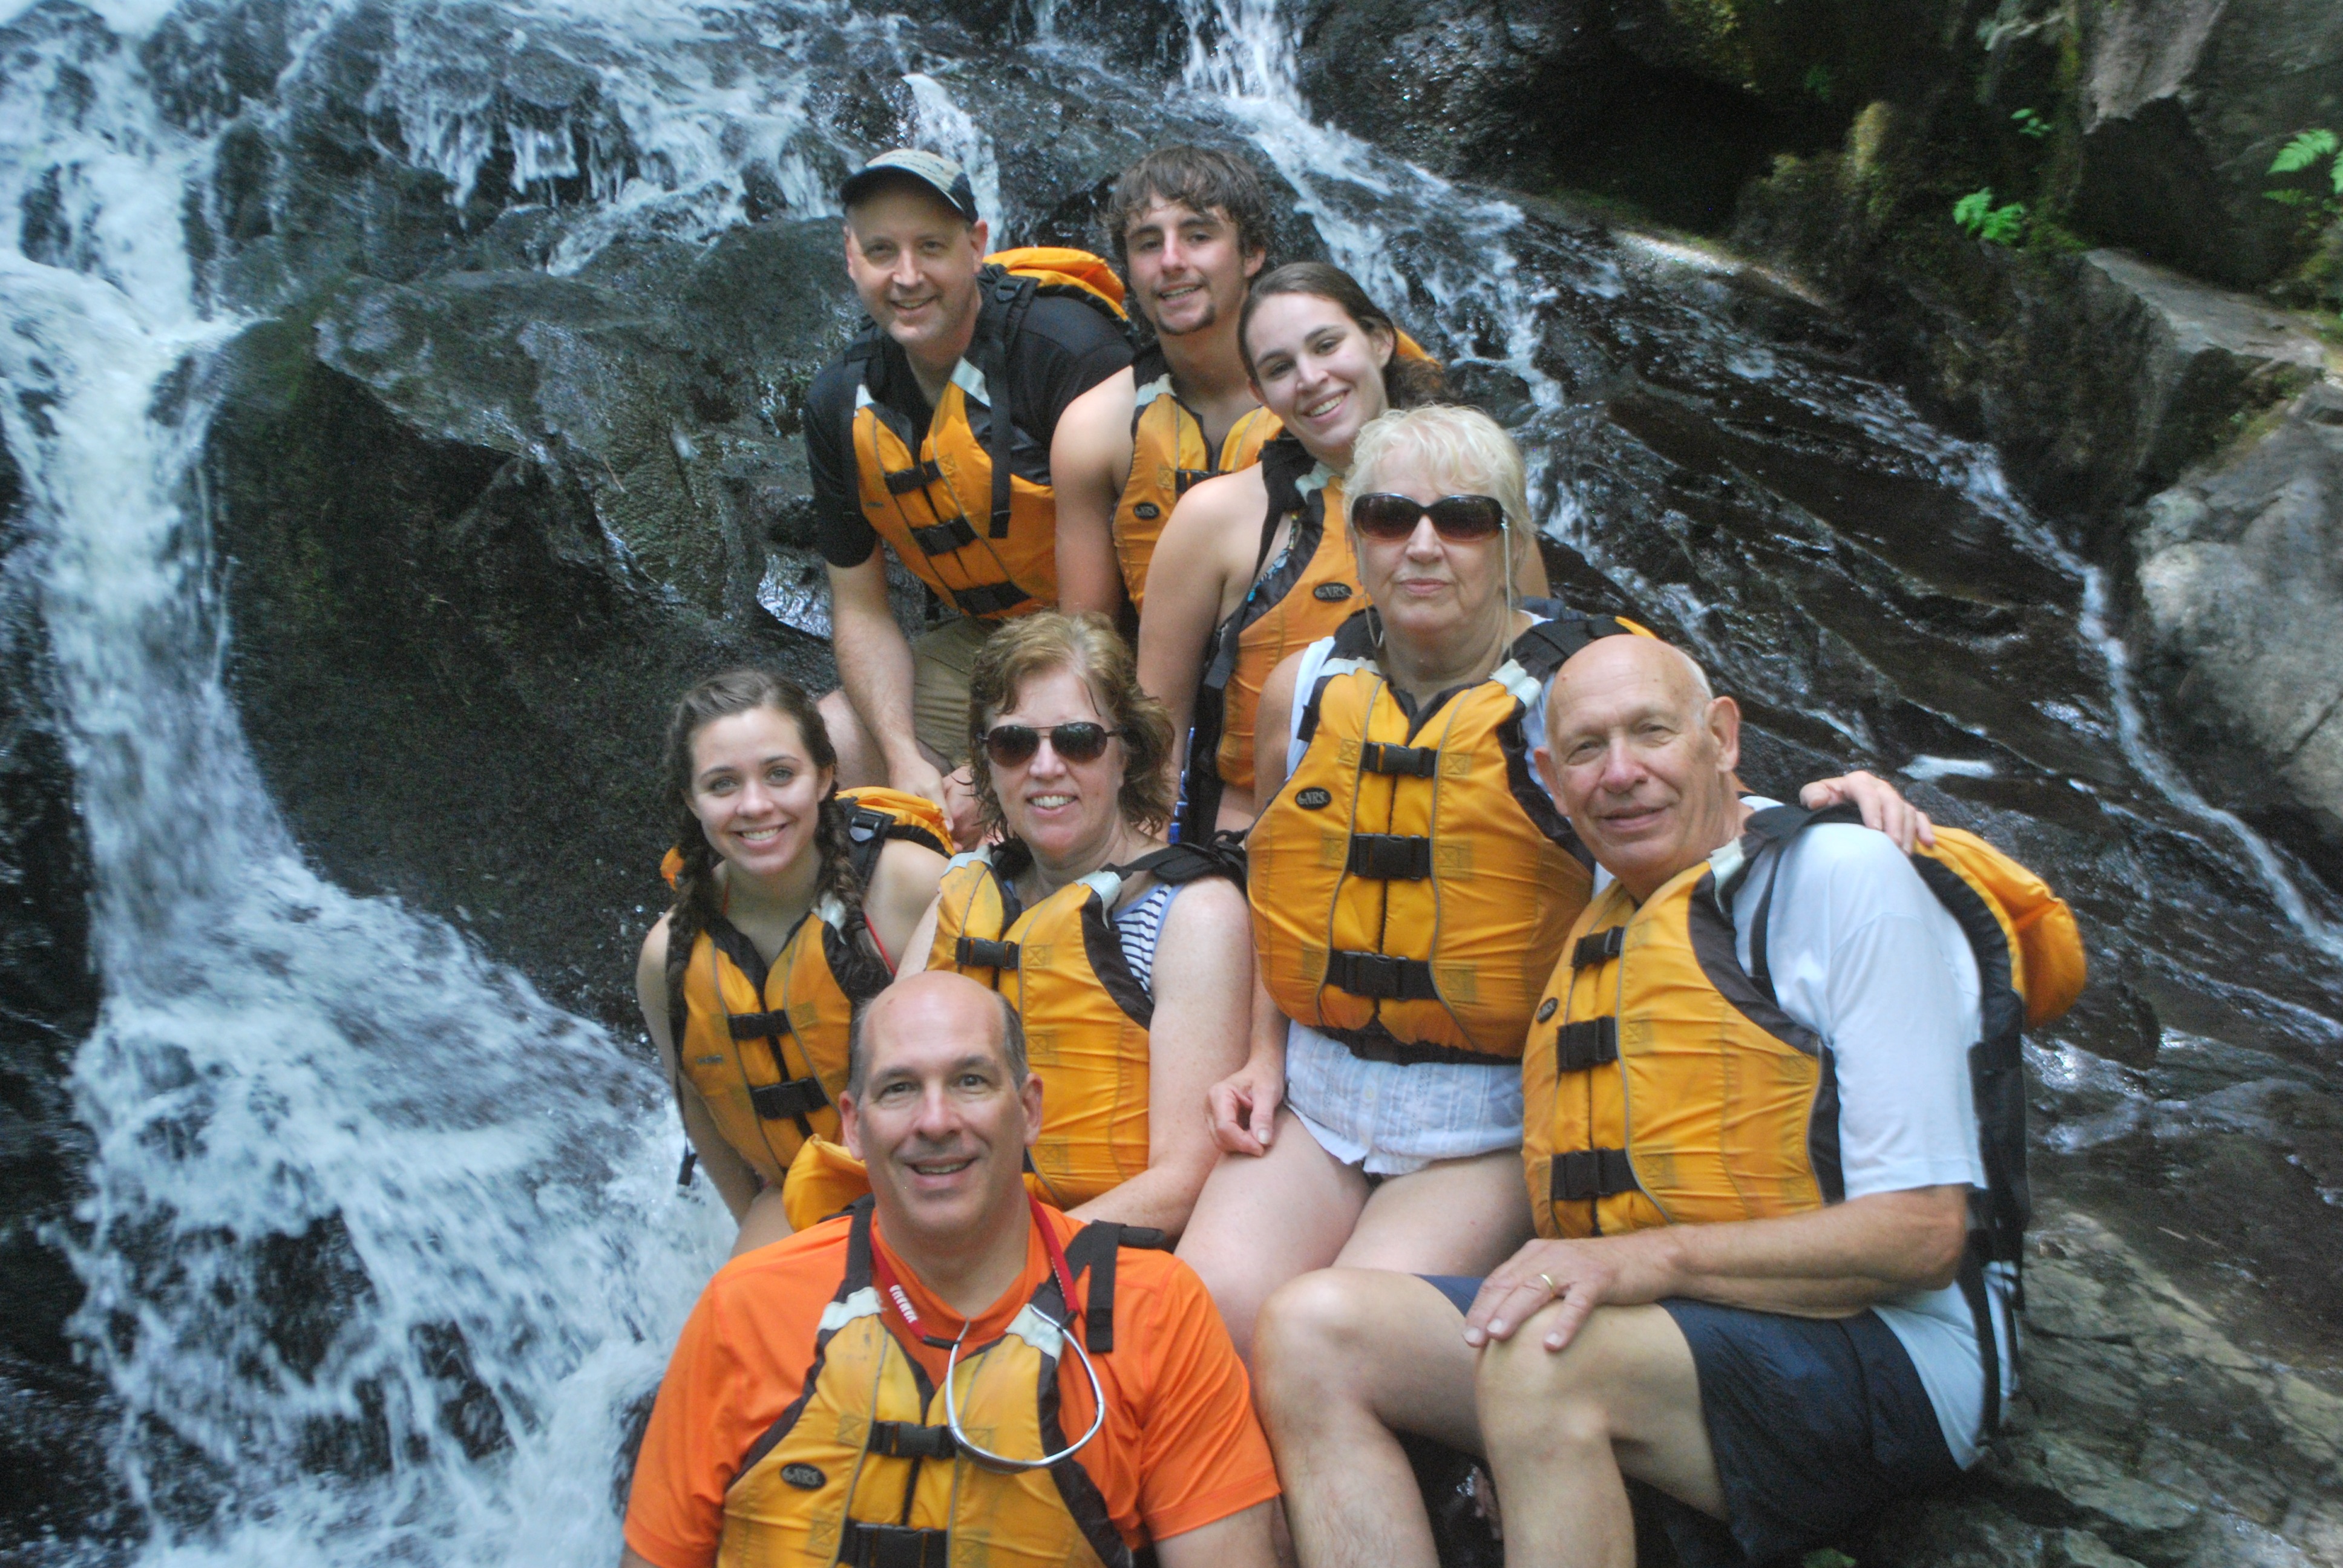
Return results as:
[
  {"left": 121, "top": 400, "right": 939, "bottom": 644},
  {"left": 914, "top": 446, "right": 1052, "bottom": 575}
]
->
[{"left": 638, "top": 670, "right": 949, "bottom": 1256}]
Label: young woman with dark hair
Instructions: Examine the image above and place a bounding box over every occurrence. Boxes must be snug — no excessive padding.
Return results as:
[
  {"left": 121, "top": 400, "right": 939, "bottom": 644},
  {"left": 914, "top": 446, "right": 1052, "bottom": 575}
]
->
[{"left": 639, "top": 669, "right": 949, "bottom": 1256}]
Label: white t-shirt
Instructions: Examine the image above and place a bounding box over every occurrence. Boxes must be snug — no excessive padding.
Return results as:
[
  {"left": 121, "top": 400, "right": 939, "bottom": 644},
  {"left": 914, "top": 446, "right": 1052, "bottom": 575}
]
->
[{"left": 1717, "top": 803, "right": 2014, "bottom": 1469}]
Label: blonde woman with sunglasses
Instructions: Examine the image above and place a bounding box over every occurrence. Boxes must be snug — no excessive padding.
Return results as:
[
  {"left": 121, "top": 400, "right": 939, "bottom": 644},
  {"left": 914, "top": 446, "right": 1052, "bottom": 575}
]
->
[
  {"left": 1175, "top": 406, "right": 1931, "bottom": 1356},
  {"left": 898, "top": 612, "right": 1254, "bottom": 1238}
]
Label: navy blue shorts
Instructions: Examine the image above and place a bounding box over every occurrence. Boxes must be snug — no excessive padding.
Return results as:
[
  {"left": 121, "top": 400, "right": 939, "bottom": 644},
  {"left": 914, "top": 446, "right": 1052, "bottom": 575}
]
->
[{"left": 1420, "top": 1279, "right": 1959, "bottom": 1566}]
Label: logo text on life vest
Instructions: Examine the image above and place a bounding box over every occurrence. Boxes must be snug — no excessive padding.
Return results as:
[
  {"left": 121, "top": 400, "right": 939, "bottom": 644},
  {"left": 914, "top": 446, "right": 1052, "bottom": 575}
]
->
[
  {"left": 1135, "top": 502, "right": 1161, "bottom": 520},
  {"left": 781, "top": 1462, "right": 825, "bottom": 1491},
  {"left": 1312, "top": 583, "right": 1353, "bottom": 601},
  {"left": 1296, "top": 787, "right": 1332, "bottom": 809}
]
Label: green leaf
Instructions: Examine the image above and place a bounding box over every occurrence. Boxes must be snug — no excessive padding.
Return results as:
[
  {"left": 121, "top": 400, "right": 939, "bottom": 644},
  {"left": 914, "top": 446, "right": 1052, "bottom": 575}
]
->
[
  {"left": 2269, "top": 128, "right": 2339, "bottom": 175},
  {"left": 2266, "top": 190, "right": 2309, "bottom": 206},
  {"left": 1953, "top": 188, "right": 1994, "bottom": 234},
  {"left": 1802, "top": 1551, "right": 1860, "bottom": 1568},
  {"left": 2332, "top": 156, "right": 2342, "bottom": 196},
  {"left": 1981, "top": 201, "right": 2028, "bottom": 244}
]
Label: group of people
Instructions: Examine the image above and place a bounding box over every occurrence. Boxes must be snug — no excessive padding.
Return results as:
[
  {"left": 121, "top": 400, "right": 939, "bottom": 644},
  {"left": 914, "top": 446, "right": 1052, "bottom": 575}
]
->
[{"left": 616, "top": 145, "right": 2086, "bottom": 1568}]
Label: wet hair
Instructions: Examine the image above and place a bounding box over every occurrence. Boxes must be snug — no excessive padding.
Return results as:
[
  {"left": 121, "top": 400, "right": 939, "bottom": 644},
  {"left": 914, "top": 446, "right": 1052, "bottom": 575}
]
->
[
  {"left": 846, "top": 983, "right": 1027, "bottom": 1100},
  {"left": 660, "top": 670, "right": 859, "bottom": 986},
  {"left": 1107, "top": 145, "right": 1275, "bottom": 271},
  {"left": 965, "top": 612, "right": 1176, "bottom": 837},
  {"left": 1237, "top": 261, "right": 1448, "bottom": 410},
  {"left": 1346, "top": 404, "right": 1531, "bottom": 589}
]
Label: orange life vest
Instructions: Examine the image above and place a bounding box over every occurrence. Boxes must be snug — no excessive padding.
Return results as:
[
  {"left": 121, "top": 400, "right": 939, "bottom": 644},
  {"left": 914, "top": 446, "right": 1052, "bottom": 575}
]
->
[
  {"left": 1114, "top": 344, "right": 1280, "bottom": 614},
  {"left": 721, "top": 1198, "right": 1147, "bottom": 1568},
  {"left": 849, "top": 252, "right": 1129, "bottom": 621},
  {"left": 661, "top": 789, "right": 951, "bottom": 1189},
  {"left": 1248, "top": 609, "right": 1644, "bottom": 1060},
  {"left": 928, "top": 838, "right": 1244, "bottom": 1206},
  {"left": 1174, "top": 435, "right": 1366, "bottom": 839},
  {"left": 1521, "top": 802, "right": 2081, "bottom": 1240}
]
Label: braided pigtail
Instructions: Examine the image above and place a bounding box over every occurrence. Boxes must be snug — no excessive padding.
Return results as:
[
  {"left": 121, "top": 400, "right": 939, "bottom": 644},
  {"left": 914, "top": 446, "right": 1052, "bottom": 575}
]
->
[{"left": 815, "top": 789, "right": 865, "bottom": 913}]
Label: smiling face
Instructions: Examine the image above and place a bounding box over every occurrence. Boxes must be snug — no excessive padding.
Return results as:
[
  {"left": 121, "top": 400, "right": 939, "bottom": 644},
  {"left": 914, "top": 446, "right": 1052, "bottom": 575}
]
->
[
  {"left": 841, "top": 973, "right": 1041, "bottom": 1246},
  {"left": 687, "top": 705, "right": 833, "bottom": 887},
  {"left": 1244, "top": 290, "right": 1394, "bottom": 463},
  {"left": 1350, "top": 457, "right": 1513, "bottom": 648},
  {"left": 985, "top": 662, "right": 1129, "bottom": 869},
  {"left": 1122, "top": 197, "right": 1263, "bottom": 339},
  {"left": 1536, "top": 637, "right": 1743, "bottom": 903},
  {"left": 842, "top": 183, "right": 991, "bottom": 365}
]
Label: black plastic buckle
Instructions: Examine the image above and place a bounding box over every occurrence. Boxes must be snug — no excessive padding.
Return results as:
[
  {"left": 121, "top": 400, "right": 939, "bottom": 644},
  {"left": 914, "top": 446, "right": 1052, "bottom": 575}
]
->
[
  {"left": 1327, "top": 950, "right": 1437, "bottom": 1000},
  {"left": 1555, "top": 1018, "right": 1618, "bottom": 1073},
  {"left": 1358, "top": 741, "right": 1438, "bottom": 777},
  {"left": 727, "top": 1010, "right": 793, "bottom": 1040},
  {"left": 843, "top": 1523, "right": 952, "bottom": 1568},
  {"left": 1175, "top": 467, "right": 1210, "bottom": 495},
  {"left": 884, "top": 460, "right": 945, "bottom": 496},
  {"left": 749, "top": 1077, "right": 829, "bottom": 1122},
  {"left": 1571, "top": 929, "right": 1626, "bottom": 968},
  {"left": 908, "top": 517, "right": 977, "bottom": 555},
  {"left": 953, "top": 581, "right": 1032, "bottom": 618},
  {"left": 1346, "top": 834, "right": 1433, "bottom": 880},
  {"left": 867, "top": 1420, "right": 958, "bottom": 1459},
  {"left": 955, "top": 936, "right": 1021, "bottom": 970},
  {"left": 1551, "top": 1148, "right": 1636, "bottom": 1202}
]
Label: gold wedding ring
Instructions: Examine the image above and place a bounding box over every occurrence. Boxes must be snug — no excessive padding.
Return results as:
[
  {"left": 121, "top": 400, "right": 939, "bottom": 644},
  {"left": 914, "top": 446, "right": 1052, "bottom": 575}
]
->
[{"left": 1536, "top": 1272, "right": 1558, "bottom": 1296}]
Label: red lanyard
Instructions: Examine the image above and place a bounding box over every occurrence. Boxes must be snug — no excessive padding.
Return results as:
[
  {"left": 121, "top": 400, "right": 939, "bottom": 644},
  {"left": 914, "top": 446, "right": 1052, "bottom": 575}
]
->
[{"left": 868, "top": 1195, "right": 1078, "bottom": 1340}]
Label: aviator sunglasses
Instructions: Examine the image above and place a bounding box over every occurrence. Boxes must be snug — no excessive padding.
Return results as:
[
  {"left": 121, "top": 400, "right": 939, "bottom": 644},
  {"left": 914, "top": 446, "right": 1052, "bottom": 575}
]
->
[
  {"left": 1351, "top": 492, "right": 1508, "bottom": 542},
  {"left": 981, "top": 721, "right": 1123, "bottom": 768}
]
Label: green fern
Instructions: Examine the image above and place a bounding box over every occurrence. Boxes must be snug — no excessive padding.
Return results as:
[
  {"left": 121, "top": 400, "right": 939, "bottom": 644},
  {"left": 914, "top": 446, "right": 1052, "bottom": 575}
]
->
[
  {"left": 1953, "top": 188, "right": 2027, "bottom": 244},
  {"left": 2264, "top": 129, "right": 2343, "bottom": 217},
  {"left": 2269, "top": 129, "right": 2339, "bottom": 177}
]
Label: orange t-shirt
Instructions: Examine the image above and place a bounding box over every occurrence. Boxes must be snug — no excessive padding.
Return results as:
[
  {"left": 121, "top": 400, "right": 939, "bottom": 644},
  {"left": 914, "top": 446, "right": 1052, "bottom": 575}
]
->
[{"left": 624, "top": 1205, "right": 1279, "bottom": 1568}]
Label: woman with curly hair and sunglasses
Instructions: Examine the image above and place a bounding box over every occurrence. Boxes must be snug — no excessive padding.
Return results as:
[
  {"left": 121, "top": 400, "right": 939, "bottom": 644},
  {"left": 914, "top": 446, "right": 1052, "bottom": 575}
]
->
[
  {"left": 899, "top": 612, "right": 1254, "bottom": 1236},
  {"left": 1135, "top": 261, "right": 1548, "bottom": 841},
  {"left": 1173, "top": 406, "right": 1929, "bottom": 1355},
  {"left": 639, "top": 670, "right": 955, "bottom": 1256}
]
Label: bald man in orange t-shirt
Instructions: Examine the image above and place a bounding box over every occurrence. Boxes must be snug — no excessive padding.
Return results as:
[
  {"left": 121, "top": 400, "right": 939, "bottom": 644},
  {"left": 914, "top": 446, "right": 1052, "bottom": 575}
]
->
[{"left": 622, "top": 972, "right": 1279, "bottom": 1568}]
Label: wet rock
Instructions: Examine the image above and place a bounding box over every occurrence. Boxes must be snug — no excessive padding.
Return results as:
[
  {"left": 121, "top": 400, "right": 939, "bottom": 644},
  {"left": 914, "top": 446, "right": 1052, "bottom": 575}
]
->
[
  {"left": 1854, "top": 1202, "right": 2343, "bottom": 1568},
  {"left": 2066, "top": 0, "right": 2343, "bottom": 292},
  {"left": 2132, "top": 380, "right": 2343, "bottom": 860}
]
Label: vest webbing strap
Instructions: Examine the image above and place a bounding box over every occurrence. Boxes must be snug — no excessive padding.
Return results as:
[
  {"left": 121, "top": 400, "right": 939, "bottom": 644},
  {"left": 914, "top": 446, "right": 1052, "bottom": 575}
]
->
[
  {"left": 842, "top": 1522, "right": 951, "bottom": 1568},
  {"left": 867, "top": 1420, "right": 958, "bottom": 1460},
  {"left": 1359, "top": 740, "right": 1439, "bottom": 777},
  {"left": 909, "top": 517, "right": 978, "bottom": 556},
  {"left": 749, "top": 1077, "right": 829, "bottom": 1123},
  {"left": 955, "top": 936, "right": 1020, "bottom": 970},
  {"left": 1572, "top": 929, "right": 1625, "bottom": 967},
  {"left": 727, "top": 1010, "right": 793, "bottom": 1039},
  {"left": 1555, "top": 1018, "right": 1619, "bottom": 1073},
  {"left": 954, "top": 580, "right": 1033, "bottom": 618},
  {"left": 1325, "top": 950, "right": 1440, "bottom": 1001},
  {"left": 885, "top": 460, "right": 945, "bottom": 495},
  {"left": 1346, "top": 833, "right": 1432, "bottom": 881},
  {"left": 1958, "top": 1233, "right": 2002, "bottom": 1440},
  {"left": 1551, "top": 1147, "right": 1637, "bottom": 1202}
]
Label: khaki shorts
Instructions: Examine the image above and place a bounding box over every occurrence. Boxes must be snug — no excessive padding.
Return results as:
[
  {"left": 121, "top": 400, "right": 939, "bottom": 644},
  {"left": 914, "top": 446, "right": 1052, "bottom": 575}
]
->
[{"left": 911, "top": 615, "right": 998, "bottom": 766}]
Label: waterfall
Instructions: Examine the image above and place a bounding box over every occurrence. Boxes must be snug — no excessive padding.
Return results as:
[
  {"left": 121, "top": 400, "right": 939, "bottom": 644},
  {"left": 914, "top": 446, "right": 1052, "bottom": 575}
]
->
[{"left": 2, "top": 4, "right": 728, "bottom": 1561}]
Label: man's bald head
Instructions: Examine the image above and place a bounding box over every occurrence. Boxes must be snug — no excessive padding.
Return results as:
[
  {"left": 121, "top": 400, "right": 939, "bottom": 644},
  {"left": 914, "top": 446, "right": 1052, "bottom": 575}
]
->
[
  {"left": 848, "top": 970, "right": 1027, "bottom": 1099},
  {"left": 1536, "top": 635, "right": 1744, "bottom": 901}
]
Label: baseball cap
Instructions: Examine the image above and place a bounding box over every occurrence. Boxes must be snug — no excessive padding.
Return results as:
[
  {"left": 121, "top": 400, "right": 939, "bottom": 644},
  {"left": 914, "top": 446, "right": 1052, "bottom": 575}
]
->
[{"left": 839, "top": 149, "right": 981, "bottom": 223}]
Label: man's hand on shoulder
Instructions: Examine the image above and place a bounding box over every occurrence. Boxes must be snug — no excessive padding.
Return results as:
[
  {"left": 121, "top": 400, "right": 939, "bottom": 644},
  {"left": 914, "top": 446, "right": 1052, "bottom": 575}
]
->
[{"left": 1799, "top": 768, "right": 1935, "bottom": 851}]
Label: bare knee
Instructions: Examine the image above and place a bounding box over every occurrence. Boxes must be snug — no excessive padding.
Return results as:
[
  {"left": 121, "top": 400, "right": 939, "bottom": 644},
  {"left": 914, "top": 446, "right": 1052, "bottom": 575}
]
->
[
  {"left": 1256, "top": 1270, "right": 1388, "bottom": 1431},
  {"left": 1477, "top": 1306, "right": 1617, "bottom": 1455}
]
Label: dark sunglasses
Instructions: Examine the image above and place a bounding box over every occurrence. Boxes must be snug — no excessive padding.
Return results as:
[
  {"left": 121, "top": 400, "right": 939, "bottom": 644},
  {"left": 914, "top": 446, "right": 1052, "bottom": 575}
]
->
[
  {"left": 1351, "top": 492, "right": 1508, "bottom": 542},
  {"left": 981, "top": 721, "right": 1123, "bottom": 768}
]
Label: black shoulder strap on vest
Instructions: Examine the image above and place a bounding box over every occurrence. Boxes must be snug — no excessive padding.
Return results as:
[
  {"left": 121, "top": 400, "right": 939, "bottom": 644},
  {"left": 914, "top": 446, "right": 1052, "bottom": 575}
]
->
[
  {"left": 1729, "top": 802, "right": 1864, "bottom": 1005},
  {"left": 843, "top": 799, "right": 951, "bottom": 886},
  {"left": 1115, "top": 834, "right": 1248, "bottom": 888},
  {"left": 971, "top": 269, "right": 1036, "bottom": 540},
  {"left": 1510, "top": 609, "right": 1637, "bottom": 683},
  {"left": 1254, "top": 433, "right": 1320, "bottom": 575},
  {"left": 1058, "top": 1220, "right": 1165, "bottom": 1354}
]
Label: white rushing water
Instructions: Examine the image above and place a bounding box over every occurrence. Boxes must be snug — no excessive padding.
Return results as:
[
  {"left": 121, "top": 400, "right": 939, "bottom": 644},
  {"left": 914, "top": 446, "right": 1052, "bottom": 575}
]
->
[{"left": 2, "top": 3, "right": 729, "bottom": 1562}]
